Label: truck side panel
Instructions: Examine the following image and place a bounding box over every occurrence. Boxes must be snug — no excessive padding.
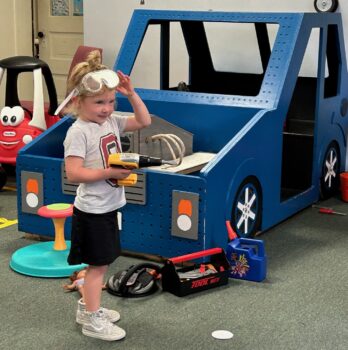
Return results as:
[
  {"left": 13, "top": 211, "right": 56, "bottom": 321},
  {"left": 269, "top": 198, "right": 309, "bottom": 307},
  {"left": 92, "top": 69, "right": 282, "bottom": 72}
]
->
[{"left": 121, "top": 171, "right": 207, "bottom": 257}]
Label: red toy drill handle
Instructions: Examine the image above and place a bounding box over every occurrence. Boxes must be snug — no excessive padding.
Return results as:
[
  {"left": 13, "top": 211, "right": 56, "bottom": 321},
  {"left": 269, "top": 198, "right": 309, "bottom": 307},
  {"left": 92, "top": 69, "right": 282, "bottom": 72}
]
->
[{"left": 169, "top": 248, "right": 223, "bottom": 264}]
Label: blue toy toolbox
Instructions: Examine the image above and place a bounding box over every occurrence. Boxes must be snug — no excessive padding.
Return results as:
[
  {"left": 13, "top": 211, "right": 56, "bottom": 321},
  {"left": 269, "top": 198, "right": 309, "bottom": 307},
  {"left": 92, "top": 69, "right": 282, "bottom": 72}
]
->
[
  {"left": 225, "top": 221, "right": 267, "bottom": 282},
  {"left": 161, "top": 248, "right": 230, "bottom": 297}
]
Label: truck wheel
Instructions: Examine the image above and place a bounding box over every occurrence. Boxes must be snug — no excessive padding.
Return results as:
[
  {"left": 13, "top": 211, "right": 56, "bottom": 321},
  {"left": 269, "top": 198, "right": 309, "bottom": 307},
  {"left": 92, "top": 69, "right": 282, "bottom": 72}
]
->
[
  {"left": 314, "top": 0, "right": 339, "bottom": 13},
  {"left": 320, "top": 142, "right": 340, "bottom": 199},
  {"left": 231, "top": 177, "right": 262, "bottom": 238},
  {"left": 0, "top": 165, "right": 7, "bottom": 190}
]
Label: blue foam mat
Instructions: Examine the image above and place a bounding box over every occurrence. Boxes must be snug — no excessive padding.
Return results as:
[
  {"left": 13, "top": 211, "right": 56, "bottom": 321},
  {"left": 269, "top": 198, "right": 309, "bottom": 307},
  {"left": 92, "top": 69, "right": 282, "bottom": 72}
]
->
[{"left": 10, "top": 241, "right": 87, "bottom": 278}]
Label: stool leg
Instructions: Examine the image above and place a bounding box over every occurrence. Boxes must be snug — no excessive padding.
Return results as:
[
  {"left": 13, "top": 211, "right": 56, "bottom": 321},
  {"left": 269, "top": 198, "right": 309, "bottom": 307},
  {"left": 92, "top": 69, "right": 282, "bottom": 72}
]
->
[{"left": 52, "top": 218, "right": 67, "bottom": 251}]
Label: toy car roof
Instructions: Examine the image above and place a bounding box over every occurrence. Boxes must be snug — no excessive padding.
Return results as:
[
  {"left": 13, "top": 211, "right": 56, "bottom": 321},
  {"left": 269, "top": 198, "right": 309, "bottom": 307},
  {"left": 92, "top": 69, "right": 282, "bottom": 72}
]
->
[{"left": 0, "top": 56, "right": 49, "bottom": 71}]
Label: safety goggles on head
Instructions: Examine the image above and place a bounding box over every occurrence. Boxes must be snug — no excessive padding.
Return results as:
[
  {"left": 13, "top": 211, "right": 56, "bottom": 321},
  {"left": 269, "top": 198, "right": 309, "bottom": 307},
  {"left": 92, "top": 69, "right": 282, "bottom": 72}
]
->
[
  {"left": 80, "top": 69, "right": 120, "bottom": 93},
  {"left": 54, "top": 69, "right": 119, "bottom": 115}
]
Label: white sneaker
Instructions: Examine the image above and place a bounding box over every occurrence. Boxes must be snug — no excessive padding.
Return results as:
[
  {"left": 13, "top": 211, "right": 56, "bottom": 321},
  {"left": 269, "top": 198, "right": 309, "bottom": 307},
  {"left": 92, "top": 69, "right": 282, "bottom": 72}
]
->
[
  {"left": 76, "top": 299, "right": 120, "bottom": 325},
  {"left": 82, "top": 312, "right": 126, "bottom": 341}
]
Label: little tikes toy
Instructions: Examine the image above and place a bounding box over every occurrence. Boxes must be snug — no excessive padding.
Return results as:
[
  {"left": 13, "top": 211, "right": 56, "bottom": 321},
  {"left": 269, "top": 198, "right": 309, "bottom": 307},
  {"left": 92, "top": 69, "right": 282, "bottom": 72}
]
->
[{"left": 0, "top": 56, "right": 59, "bottom": 189}]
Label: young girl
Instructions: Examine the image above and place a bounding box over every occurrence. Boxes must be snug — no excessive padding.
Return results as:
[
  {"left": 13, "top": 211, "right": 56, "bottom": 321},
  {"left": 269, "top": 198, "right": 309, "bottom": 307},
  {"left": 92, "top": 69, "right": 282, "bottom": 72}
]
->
[{"left": 62, "top": 50, "right": 151, "bottom": 341}]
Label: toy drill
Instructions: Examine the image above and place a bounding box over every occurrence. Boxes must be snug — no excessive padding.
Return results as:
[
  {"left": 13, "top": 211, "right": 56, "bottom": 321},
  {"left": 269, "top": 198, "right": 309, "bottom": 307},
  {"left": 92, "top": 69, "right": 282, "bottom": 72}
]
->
[{"left": 108, "top": 153, "right": 177, "bottom": 186}]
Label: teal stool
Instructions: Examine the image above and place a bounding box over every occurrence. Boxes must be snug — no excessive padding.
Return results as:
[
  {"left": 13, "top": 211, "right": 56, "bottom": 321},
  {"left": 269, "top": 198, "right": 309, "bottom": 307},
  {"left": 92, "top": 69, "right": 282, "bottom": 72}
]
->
[{"left": 10, "top": 203, "right": 86, "bottom": 277}]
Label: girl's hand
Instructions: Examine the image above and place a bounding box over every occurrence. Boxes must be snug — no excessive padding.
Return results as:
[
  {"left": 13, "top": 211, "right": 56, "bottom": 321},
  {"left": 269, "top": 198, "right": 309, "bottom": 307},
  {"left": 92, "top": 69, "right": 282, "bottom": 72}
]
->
[
  {"left": 116, "top": 70, "right": 135, "bottom": 97},
  {"left": 107, "top": 166, "right": 132, "bottom": 180}
]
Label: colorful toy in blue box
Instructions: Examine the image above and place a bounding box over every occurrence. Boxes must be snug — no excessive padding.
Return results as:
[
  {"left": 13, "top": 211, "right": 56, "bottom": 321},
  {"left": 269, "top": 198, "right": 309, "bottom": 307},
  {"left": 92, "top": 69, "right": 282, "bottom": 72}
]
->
[{"left": 225, "top": 221, "right": 267, "bottom": 282}]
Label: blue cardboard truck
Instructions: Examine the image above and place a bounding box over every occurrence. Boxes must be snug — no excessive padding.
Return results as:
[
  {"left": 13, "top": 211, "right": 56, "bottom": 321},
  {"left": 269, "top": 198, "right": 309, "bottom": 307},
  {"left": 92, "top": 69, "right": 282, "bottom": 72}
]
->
[{"left": 17, "top": 10, "right": 348, "bottom": 257}]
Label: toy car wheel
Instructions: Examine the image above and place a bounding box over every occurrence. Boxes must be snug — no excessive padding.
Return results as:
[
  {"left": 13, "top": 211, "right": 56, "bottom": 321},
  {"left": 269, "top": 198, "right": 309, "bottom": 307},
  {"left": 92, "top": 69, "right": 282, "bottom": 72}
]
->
[
  {"left": 314, "top": 0, "right": 339, "bottom": 13},
  {"left": 0, "top": 165, "right": 7, "bottom": 190},
  {"left": 320, "top": 142, "right": 340, "bottom": 199},
  {"left": 231, "top": 177, "right": 262, "bottom": 238}
]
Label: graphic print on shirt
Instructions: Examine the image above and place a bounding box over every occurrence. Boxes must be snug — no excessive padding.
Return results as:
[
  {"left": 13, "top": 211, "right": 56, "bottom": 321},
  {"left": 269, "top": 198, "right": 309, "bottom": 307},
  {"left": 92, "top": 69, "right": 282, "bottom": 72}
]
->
[{"left": 99, "top": 133, "right": 121, "bottom": 187}]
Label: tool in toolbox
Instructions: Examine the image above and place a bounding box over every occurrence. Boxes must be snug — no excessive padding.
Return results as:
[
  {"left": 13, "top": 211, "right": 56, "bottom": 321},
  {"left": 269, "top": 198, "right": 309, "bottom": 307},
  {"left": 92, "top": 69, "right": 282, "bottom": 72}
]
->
[
  {"left": 312, "top": 205, "right": 346, "bottom": 216},
  {"left": 161, "top": 248, "right": 230, "bottom": 297},
  {"left": 108, "top": 153, "right": 177, "bottom": 186},
  {"left": 225, "top": 221, "right": 267, "bottom": 282}
]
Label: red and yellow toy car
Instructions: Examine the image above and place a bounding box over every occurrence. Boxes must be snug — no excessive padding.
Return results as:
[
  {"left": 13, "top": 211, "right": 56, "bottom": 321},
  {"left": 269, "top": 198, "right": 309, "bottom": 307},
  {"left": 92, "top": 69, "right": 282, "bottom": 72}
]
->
[{"left": 0, "top": 56, "right": 60, "bottom": 188}]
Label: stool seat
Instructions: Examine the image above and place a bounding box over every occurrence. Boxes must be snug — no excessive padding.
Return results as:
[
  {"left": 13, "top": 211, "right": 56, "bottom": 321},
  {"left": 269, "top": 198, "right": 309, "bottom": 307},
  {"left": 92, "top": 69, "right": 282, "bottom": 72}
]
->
[{"left": 38, "top": 203, "right": 73, "bottom": 218}]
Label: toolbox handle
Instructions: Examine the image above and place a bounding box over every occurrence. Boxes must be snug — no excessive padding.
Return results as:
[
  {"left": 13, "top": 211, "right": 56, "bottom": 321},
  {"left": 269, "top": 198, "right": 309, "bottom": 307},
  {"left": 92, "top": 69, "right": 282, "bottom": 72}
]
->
[{"left": 169, "top": 248, "right": 223, "bottom": 264}]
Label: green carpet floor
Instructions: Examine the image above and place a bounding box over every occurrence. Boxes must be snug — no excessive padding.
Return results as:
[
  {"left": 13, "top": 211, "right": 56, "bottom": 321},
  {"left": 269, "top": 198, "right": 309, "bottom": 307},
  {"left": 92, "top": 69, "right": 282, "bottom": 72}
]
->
[{"left": 0, "top": 185, "right": 347, "bottom": 350}]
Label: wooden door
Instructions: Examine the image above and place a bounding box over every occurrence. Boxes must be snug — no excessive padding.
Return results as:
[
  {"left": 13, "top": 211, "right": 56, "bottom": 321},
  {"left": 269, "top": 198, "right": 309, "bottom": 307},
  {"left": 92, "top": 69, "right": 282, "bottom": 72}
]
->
[{"left": 36, "top": 0, "right": 84, "bottom": 101}]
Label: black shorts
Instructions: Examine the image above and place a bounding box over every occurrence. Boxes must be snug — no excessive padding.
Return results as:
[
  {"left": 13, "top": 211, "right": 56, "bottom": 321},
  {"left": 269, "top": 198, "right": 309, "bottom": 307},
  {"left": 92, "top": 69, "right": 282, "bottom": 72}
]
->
[{"left": 68, "top": 207, "right": 121, "bottom": 266}]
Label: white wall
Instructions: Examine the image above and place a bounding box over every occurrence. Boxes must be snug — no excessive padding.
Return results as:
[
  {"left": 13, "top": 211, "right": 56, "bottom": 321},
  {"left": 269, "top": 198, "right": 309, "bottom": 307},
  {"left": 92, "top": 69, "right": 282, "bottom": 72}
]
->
[
  {"left": 84, "top": 0, "right": 348, "bottom": 71},
  {"left": 0, "top": 0, "right": 33, "bottom": 104},
  {"left": 0, "top": 0, "right": 32, "bottom": 58}
]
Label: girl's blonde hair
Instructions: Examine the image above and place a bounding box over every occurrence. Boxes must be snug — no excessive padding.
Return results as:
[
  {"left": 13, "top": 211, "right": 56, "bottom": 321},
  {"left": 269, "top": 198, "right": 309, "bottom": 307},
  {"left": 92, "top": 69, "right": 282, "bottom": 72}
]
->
[
  {"left": 67, "top": 50, "right": 107, "bottom": 96},
  {"left": 65, "top": 50, "right": 111, "bottom": 115}
]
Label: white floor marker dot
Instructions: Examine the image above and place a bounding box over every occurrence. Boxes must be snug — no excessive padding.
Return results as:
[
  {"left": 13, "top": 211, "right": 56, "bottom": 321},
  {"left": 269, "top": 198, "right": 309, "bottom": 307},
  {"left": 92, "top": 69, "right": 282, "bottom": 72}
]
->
[{"left": 211, "top": 330, "right": 234, "bottom": 340}]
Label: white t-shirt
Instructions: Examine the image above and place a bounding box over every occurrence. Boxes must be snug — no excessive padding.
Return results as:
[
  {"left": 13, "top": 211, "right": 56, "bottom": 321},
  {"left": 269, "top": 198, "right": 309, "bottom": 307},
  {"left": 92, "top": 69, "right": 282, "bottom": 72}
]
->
[{"left": 64, "top": 112, "right": 128, "bottom": 214}]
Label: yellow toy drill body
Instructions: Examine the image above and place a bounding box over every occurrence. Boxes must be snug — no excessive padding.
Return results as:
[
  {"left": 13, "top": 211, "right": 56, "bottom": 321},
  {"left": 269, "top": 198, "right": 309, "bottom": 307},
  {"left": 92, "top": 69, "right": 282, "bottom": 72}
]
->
[{"left": 108, "top": 153, "right": 176, "bottom": 186}]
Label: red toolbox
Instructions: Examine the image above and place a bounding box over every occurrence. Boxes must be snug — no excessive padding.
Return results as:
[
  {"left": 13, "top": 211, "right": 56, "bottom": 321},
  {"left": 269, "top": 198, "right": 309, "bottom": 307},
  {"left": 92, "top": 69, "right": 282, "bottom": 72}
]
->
[{"left": 161, "top": 248, "right": 230, "bottom": 297}]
